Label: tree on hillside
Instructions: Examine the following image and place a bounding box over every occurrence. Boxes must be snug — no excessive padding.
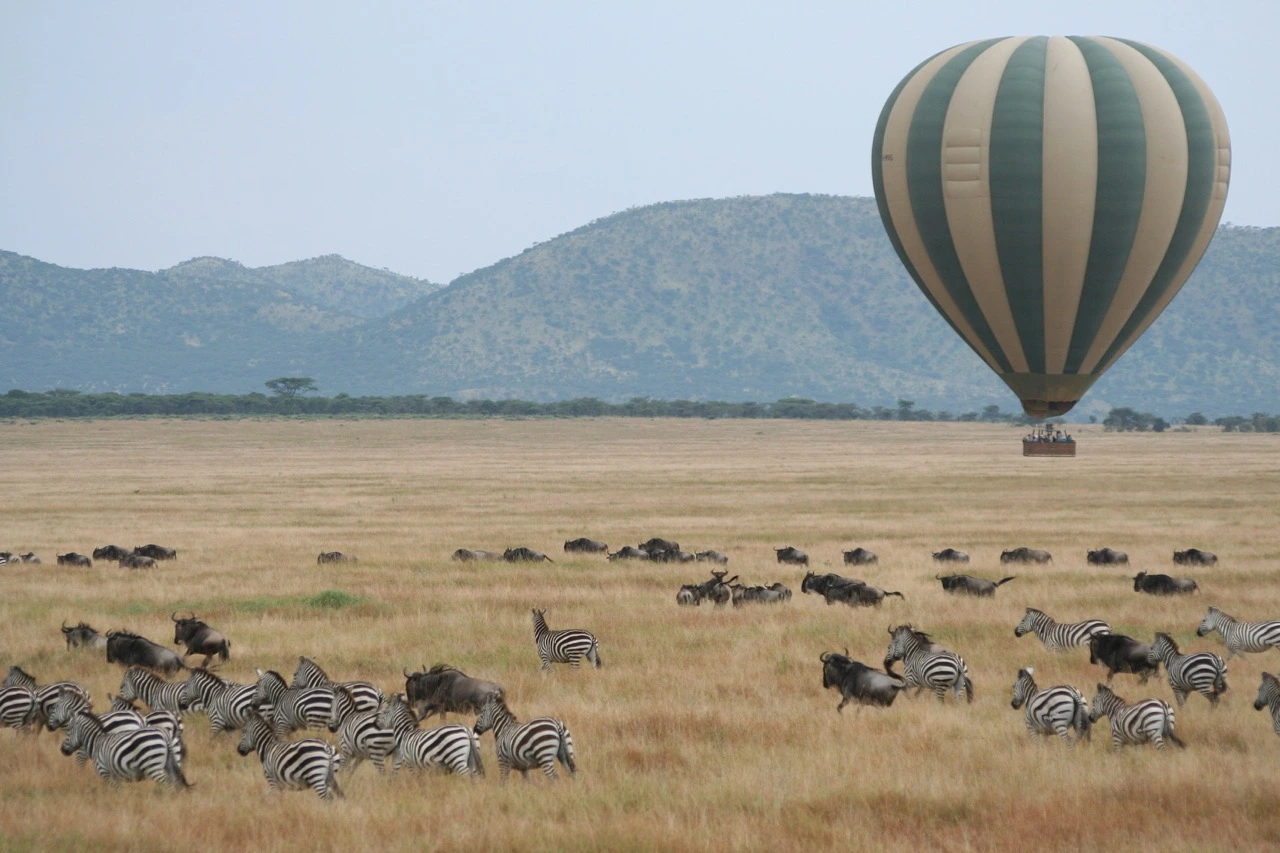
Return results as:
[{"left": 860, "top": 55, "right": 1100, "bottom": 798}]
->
[
  {"left": 1103, "top": 407, "right": 1168, "bottom": 432},
  {"left": 264, "top": 377, "right": 318, "bottom": 398}
]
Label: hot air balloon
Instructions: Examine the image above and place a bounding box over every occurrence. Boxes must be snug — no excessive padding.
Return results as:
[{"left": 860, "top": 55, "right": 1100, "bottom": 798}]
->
[{"left": 871, "top": 36, "right": 1230, "bottom": 419}]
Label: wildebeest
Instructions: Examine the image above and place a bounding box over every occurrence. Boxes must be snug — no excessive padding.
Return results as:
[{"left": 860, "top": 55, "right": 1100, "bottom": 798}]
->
[
  {"left": 937, "top": 574, "right": 1016, "bottom": 597},
  {"left": 12, "top": 552, "right": 41, "bottom": 564},
  {"left": 693, "top": 569, "right": 737, "bottom": 607},
  {"left": 1089, "top": 634, "right": 1159, "bottom": 684},
  {"left": 317, "top": 551, "right": 356, "bottom": 564},
  {"left": 451, "top": 548, "right": 503, "bottom": 562},
  {"left": 843, "top": 547, "right": 878, "bottom": 566},
  {"left": 731, "top": 583, "right": 792, "bottom": 607},
  {"left": 563, "top": 538, "right": 608, "bottom": 554},
  {"left": 932, "top": 548, "right": 970, "bottom": 563},
  {"left": 676, "top": 585, "right": 702, "bottom": 606},
  {"left": 404, "top": 664, "right": 503, "bottom": 721},
  {"left": 800, "top": 571, "right": 864, "bottom": 598},
  {"left": 1133, "top": 572, "right": 1198, "bottom": 595},
  {"left": 93, "top": 545, "right": 133, "bottom": 561},
  {"left": 171, "top": 612, "right": 230, "bottom": 667},
  {"left": 607, "top": 546, "right": 650, "bottom": 561},
  {"left": 820, "top": 650, "right": 906, "bottom": 711},
  {"left": 503, "top": 547, "right": 553, "bottom": 563},
  {"left": 1087, "top": 547, "right": 1129, "bottom": 565},
  {"left": 1174, "top": 548, "right": 1218, "bottom": 566},
  {"left": 61, "top": 621, "right": 107, "bottom": 651},
  {"left": 119, "top": 554, "right": 157, "bottom": 570},
  {"left": 57, "top": 552, "right": 92, "bottom": 567},
  {"left": 135, "top": 544, "right": 177, "bottom": 560},
  {"left": 649, "top": 548, "right": 695, "bottom": 563},
  {"left": 106, "top": 630, "right": 186, "bottom": 676},
  {"left": 1001, "top": 547, "right": 1052, "bottom": 564},
  {"left": 774, "top": 546, "right": 809, "bottom": 566},
  {"left": 695, "top": 550, "right": 729, "bottom": 564},
  {"left": 639, "top": 538, "right": 678, "bottom": 553}
]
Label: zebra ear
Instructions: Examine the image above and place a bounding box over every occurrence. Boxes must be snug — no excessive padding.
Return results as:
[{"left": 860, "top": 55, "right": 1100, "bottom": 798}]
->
[{"left": 1024, "top": 666, "right": 1033, "bottom": 675}]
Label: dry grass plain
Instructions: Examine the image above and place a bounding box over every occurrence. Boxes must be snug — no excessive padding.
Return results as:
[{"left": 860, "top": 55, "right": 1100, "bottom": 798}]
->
[{"left": 1, "top": 417, "right": 1278, "bottom": 852}]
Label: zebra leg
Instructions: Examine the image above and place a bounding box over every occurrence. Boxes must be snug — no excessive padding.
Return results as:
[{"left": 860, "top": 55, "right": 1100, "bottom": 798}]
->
[
  {"left": 569, "top": 657, "right": 581, "bottom": 669},
  {"left": 498, "top": 760, "right": 511, "bottom": 783},
  {"left": 539, "top": 656, "right": 552, "bottom": 671},
  {"left": 541, "top": 759, "right": 558, "bottom": 780}
]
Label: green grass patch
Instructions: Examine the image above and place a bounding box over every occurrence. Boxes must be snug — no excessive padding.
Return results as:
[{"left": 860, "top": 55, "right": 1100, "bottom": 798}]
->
[{"left": 231, "top": 590, "right": 368, "bottom": 613}]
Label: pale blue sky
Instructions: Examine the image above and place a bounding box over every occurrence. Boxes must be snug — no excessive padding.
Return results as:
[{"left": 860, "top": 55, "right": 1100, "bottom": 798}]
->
[{"left": 2, "top": 1, "right": 1274, "bottom": 282}]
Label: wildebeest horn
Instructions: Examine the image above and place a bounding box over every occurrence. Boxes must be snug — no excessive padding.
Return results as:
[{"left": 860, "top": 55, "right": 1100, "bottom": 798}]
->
[
  {"left": 935, "top": 573, "right": 942, "bottom": 580},
  {"left": 819, "top": 652, "right": 830, "bottom": 662},
  {"left": 171, "top": 611, "right": 179, "bottom": 622},
  {"left": 887, "top": 625, "right": 893, "bottom": 634},
  {"left": 844, "top": 647, "right": 849, "bottom": 657},
  {"left": 61, "top": 620, "right": 71, "bottom": 633},
  {"left": 403, "top": 668, "right": 412, "bottom": 679}
]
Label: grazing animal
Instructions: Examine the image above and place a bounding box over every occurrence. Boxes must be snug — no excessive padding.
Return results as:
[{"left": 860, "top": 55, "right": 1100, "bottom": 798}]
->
[
  {"left": 473, "top": 693, "right": 575, "bottom": 782},
  {"left": 1133, "top": 572, "right": 1198, "bottom": 595},
  {"left": 182, "top": 668, "right": 259, "bottom": 734},
  {"left": 695, "top": 550, "right": 729, "bottom": 564},
  {"left": 1087, "top": 547, "right": 1129, "bottom": 565},
  {"left": 936, "top": 574, "right": 1016, "bottom": 597},
  {"left": 532, "top": 608, "right": 601, "bottom": 670},
  {"left": 17, "top": 552, "right": 40, "bottom": 564},
  {"left": 106, "top": 630, "right": 186, "bottom": 676},
  {"left": 843, "top": 547, "right": 878, "bottom": 565},
  {"left": 830, "top": 581, "right": 902, "bottom": 608},
  {"left": 316, "top": 551, "right": 356, "bottom": 564},
  {"left": 884, "top": 625, "right": 973, "bottom": 703},
  {"left": 820, "top": 650, "right": 905, "bottom": 711},
  {"left": 117, "top": 667, "right": 190, "bottom": 714},
  {"left": 731, "top": 583, "right": 793, "bottom": 606},
  {"left": 932, "top": 548, "right": 969, "bottom": 563},
  {"left": 291, "top": 657, "right": 383, "bottom": 712},
  {"left": 61, "top": 710, "right": 188, "bottom": 788},
  {"left": 1174, "top": 548, "right": 1217, "bottom": 566},
  {"left": 1089, "top": 634, "right": 1159, "bottom": 684},
  {"left": 376, "top": 693, "right": 482, "bottom": 777},
  {"left": 800, "top": 571, "right": 865, "bottom": 599},
  {"left": 774, "top": 546, "right": 809, "bottom": 566},
  {"left": 607, "top": 546, "right": 650, "bottom": 561},
  {"left": 171, "top": 612, "right": 230, "bottom": 667},
  {"left": 1147, "top": 633, "right": 1228, "bottom": 707},
  {"left": 61, "top": 620, "right": 106, "bottom": 650},
  {"left": 504, "top": 547, "right": 553, "bottom": 563},
  {"left": 328, "top": 684, "right": 396, "bottom": 775},
  {"left": 93, "top": 545, "right": 133, "bottom": 561},
  {"left": 1196, "top": 606, "right": 1280, "bottom": 659},
  {"left": 1014, "top": 608, "right": 1111, "bottom": 651},
  {"left": 649, "top": 547, "right": 696, "bottom": 563},
  {"left": 254, "top": 669, "right": 335, "bottom": 737},
  {"left": 1010, "top": 667, "right": 1091, "bottom": 745},
  {"left": 676, "top": 585, "right": 702, "bottom": 607},
  {"left": 0, "top": 686, "right": 37, "bottom": 732},
  {"left": 1253, "top": 673, "right": 1280, "bottom": 736},
  {"left": 639, "top": 537, "right": 678, "bottom": 553},
  {"left": 451, "top": 548, "right": 502, "bottom": 562},
  {"left": 238, "top": 710, "right": 343, "bottom": 800},
  {"left": 118, "top": 554, "right": 157, "bottom": 569},
  {"left": 563, "top": 538, "right": 608, "bottom": 554},
  {"left": 134, "top": 544, "right": 176, "bottom": 560},
  {"left": 56, "top": 552, "right": 92, "bottom": 567},
  {"left": 1089, "top": 684, "right": 1184, "bottom": 750},
  {"left": 1001, "top": 547, "right": 1052, "bottom": 564},
  {"left": 403, "top": 664, "right": 503, "bottom": 721}
]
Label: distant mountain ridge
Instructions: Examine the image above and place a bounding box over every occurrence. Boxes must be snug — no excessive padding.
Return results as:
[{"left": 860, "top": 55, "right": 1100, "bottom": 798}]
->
[{"left": 2, "top": 194, "right": 1277, "bottom": 415}]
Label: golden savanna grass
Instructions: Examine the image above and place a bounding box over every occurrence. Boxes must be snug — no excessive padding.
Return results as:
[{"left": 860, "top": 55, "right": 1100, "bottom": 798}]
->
[{"left": 1, "top": 418, "right": 1278, "bottom": 852}]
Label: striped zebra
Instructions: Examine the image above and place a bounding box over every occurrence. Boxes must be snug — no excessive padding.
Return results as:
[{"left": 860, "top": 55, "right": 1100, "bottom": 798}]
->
[
  {"left": 237, "top": 710, "right": 343, "bottom": 801},
  {"left": 472, "top": 693, "right": 575, "bottom": 781},
  {"left": 3, "top": 667, "right": 85, "bottom": 730},
  {"left": 1197, "top": 607, "right": 1280, "bottom": 659},
  {"left": 49, "top": 690, "right": 152, "bottom": 765},
  {"left": 1253, "top": 672, "right": 1280, "bottom": 736},
  {"left": 1090, "top": 684, "right": 1184, "bottom": 750},
  {"left": 375, "top": 693, "right": 482, "bottom": 778},
  {"left": 60, "top": 710, "right": 189, "bottom": 788},
  {"left": 117, "top": 667, "right": 189, "bottom": 714},
  {"left": 0, "top": 686, "right": 37, "bottom": 732},
  {"left": 291, "top": 656, "right": 383, "bottom": 712},
  {"left": 327, "top": 685, "right": 396, "bottom": 774},
  {"left": 108, "top": 695, "right": 186, "bottom": 765},
  {"left": 1014, "top": 608, "right": 1111, "bottom": 652},
  {"left": 1147, "top": 633, "right": 1228, "bottom": 707},
  {"left": 532, "top": 608, "right": 601, "bottom": 670},
  {"left": 1010, "top": 667, "right": 1091, "bottom": 745},
  {"left": 182, "top": 668, "right": 261, "bottom": 734},
  {"left": 255, "top": 669, "right": 334, "bottom": 737},
  {"left": 884, "top": 625, "right": 973, "bottom": 703}
]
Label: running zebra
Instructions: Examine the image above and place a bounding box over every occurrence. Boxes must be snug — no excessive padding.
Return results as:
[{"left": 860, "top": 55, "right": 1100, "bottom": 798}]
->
[
  {"left": 3, "top": 667, "right": 86, "bottom": 730},
  {"left": 1009, "top": 667, "right": 1091, "bottom": 745},
  {"left": 884, "top": 625, "right": 973, "bottom": 703},
  {"left": 47, "top": 689, "right": 143, "bottom": 764},
  {"left": 255, "top": 669, "right": 334, "bottom": 737},
  {"left": 117, "top": 667, "right": 189, "bottom": 714},
  {"left": 0, "top": 686, "right": 37, "bottom": 732},
  {"left": 375, "top": 693, "right": 482, "bottom": 778},
  {"left": 327, "top": 685, "right": 396, "bottom": 775},
  {"left": 1147, "top": 633, "right": 1228, "bottom": 707},
  {"left": 60, "top": 710, "right": 189, "bottom": 788},
  {"left": 291, "top": 656, "right": 383, "bottom": 712},
  {"left": 108, "top": 695, "right": 186, "bottom": 765},
  {"left": 1014, "top": 608, "right": 1111, "bottom": 652},
  {"left": 182, "top": 668, "right": 260, "bottom": 734},
  {"left": 1253, "top": 672, "right": 1280, "bottom": 735},
  {"left": 531, "top": 608, "right": 601, "bottom": 670},
  {"left": 1197, "top": 607, "right": 1280, "bottom": 659},
  {"left": 237, "top": 710, "right": 343, "bottom": 801},
  {"left": 1090, "top": 684, "right": 1184, "bottom": 750},
  {"left": 472, "top": 693, "right": 575, "bottom": 781}
]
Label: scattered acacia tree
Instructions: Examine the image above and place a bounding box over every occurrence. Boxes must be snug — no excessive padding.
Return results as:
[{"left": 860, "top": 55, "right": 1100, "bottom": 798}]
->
[
  {"left": 1103, "top": 407, "right": 1169, "bottom": 433},
  {"left": 1184, "top": 411, "right": 1208, "bottom": 426},
  {"left": 264, "top": 377, "right": 318, "bottom": 398}
]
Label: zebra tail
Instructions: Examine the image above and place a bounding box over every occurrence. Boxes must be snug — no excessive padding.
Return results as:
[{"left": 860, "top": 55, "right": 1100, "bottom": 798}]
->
[
  {"left": 885, "top": 591, "right": 905, "bottom": 600},
  {"left": 558, "top": 728, "right": 577, "bottom": 775},
  {"left": 166, "top": 737, "right": 191, "bottom": 789},
  {"left": 589, "top": 640, "right": 602, "bottom": 669},
  {"left": 1164, "top": 707, "right": 1186, "bottom": 749},
  {"left": 1216, "top": 666, "right": 1228, "bottom": 694},
  {"left": 1075, "top": 698, "right": 1092, "bottom": 743},
  {"left": 468, "top": 731, "right": 485, "bottom": 777},
  {"left": 328, "top": 754, "right": 345, "bottom": 799},
  {"left": 963, "top": 675, "right": 974, "bottom": 704}
]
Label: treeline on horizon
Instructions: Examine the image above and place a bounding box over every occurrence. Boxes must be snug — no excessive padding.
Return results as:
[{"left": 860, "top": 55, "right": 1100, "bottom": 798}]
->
[{"left": 1, "top": 389, "right": 1277, "bottom": 432}]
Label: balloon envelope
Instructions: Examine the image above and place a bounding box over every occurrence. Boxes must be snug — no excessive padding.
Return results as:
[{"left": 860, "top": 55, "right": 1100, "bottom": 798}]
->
[{"left": 871, "top": 36, "right": 1230, "bottom": 417}]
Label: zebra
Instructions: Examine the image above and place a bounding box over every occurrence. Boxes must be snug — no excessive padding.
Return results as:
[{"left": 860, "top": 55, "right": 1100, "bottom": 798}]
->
[
  {"left": 3, "top": 667, "right": 85, "bottom": 731},
  {"left": 108, "top": 695, "right": 186, "bottom": 765},
  {"left": 117, "top": 667, "right": 190, "bottom": 714},
  {"left": 472, "top": 693, "right": 575, "bottom": 782},
  {"left": 327, "top": 684, "right": 396, "bottom": 775},
  {"left": 1197, "top": 607, "right": 1280, "bottom": 659},
  {"left": 375, "top": 693, "right": 482, "bottom": 778},
  {"left": 1089, "top": 683, "right": 1184, "bottom": 750},
  {"left": 1014, "top": 608, "right": 1111, "bottom": 652},
  {"left": 0, "top": 686, "right": 38, "bottom": 732},
  {"left": 884, "top": 625, "right": 973, "bottom": 703},
  {"left": 531, "top": 608, "right": 601, "bottom": 670},
  {"left": 237, "top": 710, "right": 343, "bottom": 801},
  {"left": 291, "top": 656, "right": 383, "bottom": 712},
  {"left": 1147, "top": 633, "right": 1228, "bottom": 707},
  {"left": 182, "top": 668, "right": 261, "bottom": 734},
  {"left": 47, "top": 689, "right": 144, "bottom": 764},
  {"left": 1009, "top": 667, "right": 1091, "bottom": 745},
  {"left": 1253, "top": 672, "right": 1280, "bottom": 735},
  {"left": 60, "top": 710, "right": 189, "bottom": 788},
  {"left": 255, "top": 669, "right": 334, "bottom": 737}
]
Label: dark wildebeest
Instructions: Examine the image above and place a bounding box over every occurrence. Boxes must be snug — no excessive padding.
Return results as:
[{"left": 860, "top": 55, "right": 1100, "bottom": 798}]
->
[
  {"left": 563, "top": 538, "right": 608, "bottom": 554},
  {"left": 61, "top": 621, "right": 107, "bottom": 651},
  {"left": 821, "top": 650, "right": 906, "bottom": 711},
  {"left": 134, "top": 544, "right": 177, "bottom": 560},
  {"left": 676, "top": 585, "right": 702, "bottom": 606},
  {"left": 503, "top": 547, "right": 553, "bottom": 563},
  {"left": 1001, "top": 547, "right": 1052, "bottom": 564},
  {"left": 317, "top": 551, "right": 356, "bottom": 564},
  {"left": 774, "top": 546, "right": 809, "bottom": 566},
  {"left": 694, "top": 569, "right": 737, "bottom": 607},
  {"left": 1087, "top": 547, "right": 1129, "bottom": 565},
  {"left": 403, "top": 664, "right": 503, "bottom": 721},
  {"left": 842, "top": 584, "right": 904, "bottom": 608},
  {"left": 800, "top": 571, "right": 865, "bottom": 598},
  {"left": 937, "top": 574, "right": 1016, "bottom": 597},
  {"left": 105, "top": 630, "right": 185, "bottom": 676},
  {"left": 731, "top": 583, "right": 792, "bottom": 607},
  {"left": 932, "top": 548, "right": 970, "bottom": 563},
  {"left": 1089, "top": 633, "right": 1158, "bottom": 684},
  {"left": 172, "top": 612, "right": 231, "bottom": 667},
  {"left": 93, "top": 545, "right": 133, "bottom": 561},
  {"left": 639, "top": 538, "right": 679, "bottom": 554},
  {"left": 843, "top": 547, "right": 878, "bottom": 566},
  {"left": 56, "top": 553, "right": 92, "bottom": 567},
  {"left": 650, "top": 548, "right": 696, "bottom": 563},
  {"left": 18, "top": 552, "right": 40, "bottom": 564},
  {"left": 1133, "top": 572, "right": 1198, "bottom": 595},
  {"left": 695, "top": 550, "right": 729, "bottom": 564},
  {"left": 451, "top": 548, "right": 503, "bottom": 562},
  {"left": 119, "top": 554, "right": 157, "bottom": 569},
  {"left": 1174, "top": 548, "right": 1218, "bottom": 566},
  {"left": 607, "top": 546, "right": 650, "bottom": 561}
]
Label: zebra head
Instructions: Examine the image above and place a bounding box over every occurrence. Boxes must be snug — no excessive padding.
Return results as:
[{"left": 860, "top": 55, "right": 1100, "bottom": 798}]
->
[
  {"left": 1147, "top": 633, "right": 1178, "bottom": 666},
  {"left": 328, "top": 685, "right": 357, "bottom": 732},
  {"left": 1196, "top": 607, "right": 1224, "bottom": 637},
  {"left": 59, "top": 711, "right": 99, "bottom": 757},
  {"left": 473, "top": 693, "right": 508, "bottom": 736},
  {"left": 237, "top": 711, "right": 274, "bottom": 756},
  {"left": 1255, "top": 673, "right": 1279, "bottom": 711},
  {"left": 884, "top": 625, "right": 926, "bottom": 670},
  {"left": 1014, "top": 609, "right": 1043, "bottom": 638},
  {"left": 1090, "top": 683, "right": 1122, "bottom": 722},
  {"left": 3, "top": 666, "right": 36, "bottom": 690},
  {"left": 375, "top": 693, "right": 415, "bottom": 732},
  {"left": 46, "top": 687, "right": 90, "bottom": 731},
  {"left": 1011, "top": 667, "right": 1036, "bottom": 709},
  {"left": 254, "top": 670, "right": 288, "bottom": 706}
]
